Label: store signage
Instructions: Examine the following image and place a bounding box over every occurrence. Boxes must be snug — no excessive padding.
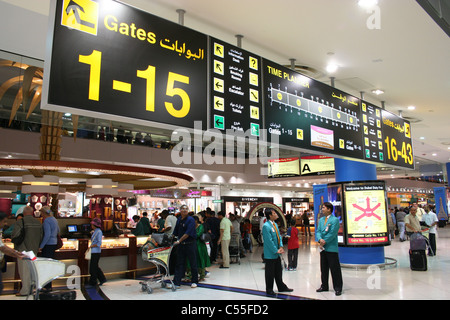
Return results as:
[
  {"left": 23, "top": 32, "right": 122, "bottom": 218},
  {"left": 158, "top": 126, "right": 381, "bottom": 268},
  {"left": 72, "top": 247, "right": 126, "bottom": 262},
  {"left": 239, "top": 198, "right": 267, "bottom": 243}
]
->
[
  {"left": 268, "top": 157, "right": 300, "bottom": 178},
  {"left": 43, "top": 0, "right": 414, "bottom": 170},
  {"left": 43, "top": 0, "right": 207, "bottom": 129}
]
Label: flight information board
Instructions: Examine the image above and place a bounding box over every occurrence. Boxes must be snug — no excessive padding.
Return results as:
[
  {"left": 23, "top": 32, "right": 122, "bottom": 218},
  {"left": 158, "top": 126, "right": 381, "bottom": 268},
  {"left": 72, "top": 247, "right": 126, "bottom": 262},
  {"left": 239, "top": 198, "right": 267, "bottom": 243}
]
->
[
  {"left": 43, "top": 0, "right": 414, "bottom": 169},
  {"left": 44, "top": 0, "right": 208, "bottom": 129},
  {"left": 209, "top": 38, "right": 263, "bottom": 136},
  {"left": 263, "top": 59, "right": 363, "bottom": 159}
]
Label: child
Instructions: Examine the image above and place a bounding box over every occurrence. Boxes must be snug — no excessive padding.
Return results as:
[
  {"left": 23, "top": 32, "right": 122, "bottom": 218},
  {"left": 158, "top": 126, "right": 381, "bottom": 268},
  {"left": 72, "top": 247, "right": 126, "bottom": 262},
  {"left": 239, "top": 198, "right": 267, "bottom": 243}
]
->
[{"left": 286, "top": 219, "right": 299, "bottom": 271}]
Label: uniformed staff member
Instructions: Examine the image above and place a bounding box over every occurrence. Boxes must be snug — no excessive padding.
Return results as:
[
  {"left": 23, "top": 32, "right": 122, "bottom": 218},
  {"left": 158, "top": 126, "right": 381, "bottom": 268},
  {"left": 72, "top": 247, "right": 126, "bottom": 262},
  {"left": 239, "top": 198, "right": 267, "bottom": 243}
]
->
[
  {"left": 316, "top": 202, "right": 343, "bottom": 296},
  {"left": 262, "top": 208, "right": 293, "bottom": 296}
]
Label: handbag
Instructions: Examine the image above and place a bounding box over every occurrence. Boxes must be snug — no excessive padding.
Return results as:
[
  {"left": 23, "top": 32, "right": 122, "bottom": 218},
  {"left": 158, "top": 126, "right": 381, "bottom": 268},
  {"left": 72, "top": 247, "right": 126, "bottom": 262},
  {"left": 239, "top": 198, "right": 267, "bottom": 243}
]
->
[
  {"left": 56, "top": 234, "right": 63, "bottom": 250},
  {"left": 200, "top": 232, "right": 212, "bottom": 243},
  {"left": 84, "top": 248, "right": 91, "bottom": 260},
  {"left": 11, "top": 219, "right": 25, "bottom": 246}
]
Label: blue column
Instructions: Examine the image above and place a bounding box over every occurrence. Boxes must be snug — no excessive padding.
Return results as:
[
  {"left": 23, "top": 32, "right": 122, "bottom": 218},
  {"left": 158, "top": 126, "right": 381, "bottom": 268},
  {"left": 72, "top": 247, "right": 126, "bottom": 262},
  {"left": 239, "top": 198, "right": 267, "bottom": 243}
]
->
[
  {"left": 446, "top": 162, "right": 450, "bottom": 185},
  {"left": 334, "top": 158, "right": 385, "bottom": 265}
]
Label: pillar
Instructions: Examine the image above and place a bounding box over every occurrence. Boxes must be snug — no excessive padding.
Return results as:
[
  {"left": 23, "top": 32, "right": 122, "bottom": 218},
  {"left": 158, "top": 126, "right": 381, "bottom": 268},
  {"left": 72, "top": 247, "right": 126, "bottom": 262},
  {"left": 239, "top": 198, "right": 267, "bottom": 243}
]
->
[{"left": 334, "top": 158, "right": 385, "bottom": 265}]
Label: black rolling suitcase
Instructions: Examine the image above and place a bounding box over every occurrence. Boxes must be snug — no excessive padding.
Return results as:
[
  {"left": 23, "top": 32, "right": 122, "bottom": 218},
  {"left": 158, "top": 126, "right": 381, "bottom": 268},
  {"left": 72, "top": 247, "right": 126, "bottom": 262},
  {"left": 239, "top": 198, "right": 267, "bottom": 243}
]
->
[
  {"left": 39, "top": 290, "right": 77, "bottom": 300},
  {"left": 409, "top": 250, "right": 427, "bottom": 271}
]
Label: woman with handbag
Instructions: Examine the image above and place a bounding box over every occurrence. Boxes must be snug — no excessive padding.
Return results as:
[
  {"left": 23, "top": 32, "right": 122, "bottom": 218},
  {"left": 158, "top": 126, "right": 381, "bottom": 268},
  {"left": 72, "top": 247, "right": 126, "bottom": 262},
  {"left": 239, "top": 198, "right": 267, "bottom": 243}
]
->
[
  {"left": 39, "top": 206, "right": 61, "bottom": 291},
  {"left": 88, "top": 218, "right": 107, "bottom": 286}
]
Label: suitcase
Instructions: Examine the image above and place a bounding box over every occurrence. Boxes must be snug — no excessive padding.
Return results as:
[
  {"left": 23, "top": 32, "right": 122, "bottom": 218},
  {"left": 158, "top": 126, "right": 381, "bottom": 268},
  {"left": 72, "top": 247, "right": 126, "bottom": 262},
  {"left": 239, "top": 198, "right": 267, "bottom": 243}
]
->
[
  {"left": 409, "top": 250, "right": 427, "bottom": 271},
  {"left": 39, "top": 290, "right": 77, "bottom": 300}
]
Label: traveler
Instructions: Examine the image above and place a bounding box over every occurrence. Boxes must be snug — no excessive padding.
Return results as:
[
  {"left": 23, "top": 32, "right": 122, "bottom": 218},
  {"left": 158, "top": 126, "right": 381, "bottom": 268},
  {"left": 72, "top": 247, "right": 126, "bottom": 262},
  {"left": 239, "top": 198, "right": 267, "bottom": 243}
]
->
[{"left": 217, "top": 211, "right": 232, "bottom": 269}]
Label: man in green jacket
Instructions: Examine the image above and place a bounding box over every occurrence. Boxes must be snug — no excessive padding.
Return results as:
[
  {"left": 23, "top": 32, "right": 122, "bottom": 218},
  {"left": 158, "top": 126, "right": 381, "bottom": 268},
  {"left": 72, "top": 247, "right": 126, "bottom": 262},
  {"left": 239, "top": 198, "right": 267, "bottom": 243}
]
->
[
  {"left": 262, "top": 208, "right": 293, "bottom": 296},
  {"left": 315, "top": 202, "right": 343, "bottom": 296}
]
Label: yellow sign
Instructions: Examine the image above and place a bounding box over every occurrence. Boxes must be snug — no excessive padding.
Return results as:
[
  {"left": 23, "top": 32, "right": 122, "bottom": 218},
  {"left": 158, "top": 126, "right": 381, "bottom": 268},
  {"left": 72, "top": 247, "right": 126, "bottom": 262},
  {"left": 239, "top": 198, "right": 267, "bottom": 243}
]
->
[
  {"left": 214, "top": 96, "right": 224, "bottom": 111},
  {"left": 214, "top": 60, "right": 224, "bottom": 75},
  {"left": 297, "top": 129, "right": 304, "bottom": 140},
  {"left": 249, "top": 89, "right": 259, "bottom": 102},
  {"left": 404, "top": 123, "right": 411, "bottom": 138},
  {"left": 250, "top": 106, "right": 260, "bottom": 120},
  {"left": 249, "top": 72, "right": 259, "bottom": 86},
  {"left": 61, "top": 0, "right": 98, "bottom": 35},
  {"left": 214, "top": 43, "right": 224, "bottom": 58},
  {"left": 249, "top": 56, "right": 258, "bottom": 70}
]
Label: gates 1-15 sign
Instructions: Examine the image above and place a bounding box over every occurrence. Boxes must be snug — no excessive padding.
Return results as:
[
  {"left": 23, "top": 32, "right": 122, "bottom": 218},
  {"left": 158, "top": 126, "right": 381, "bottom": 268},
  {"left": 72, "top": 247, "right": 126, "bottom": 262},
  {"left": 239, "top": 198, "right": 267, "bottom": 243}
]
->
[{"left": 42, "top": 0, "right": 207, "bottom": 129}]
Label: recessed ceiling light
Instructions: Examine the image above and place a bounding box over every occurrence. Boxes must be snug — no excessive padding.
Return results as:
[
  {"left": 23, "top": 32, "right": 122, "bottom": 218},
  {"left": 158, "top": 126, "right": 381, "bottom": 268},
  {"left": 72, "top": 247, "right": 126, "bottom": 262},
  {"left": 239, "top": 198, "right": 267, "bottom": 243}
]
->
[
  {"left": 407, "top": 106, "right": 416, "bottom": 110},
  {"left": 419, "top": 137, "right": 425, "bottom": 140},
  {"left": 371, "top": 89, "right": 384, "bottom": 95},
  {"left": 326, "top": 63, "right": 338, "bottom": 73},
  {"left": 432, "top": 153, "right": 437, "bottom": 156},
  {"left": 358, "top": 0, "right": 378, "bottom": 8}
]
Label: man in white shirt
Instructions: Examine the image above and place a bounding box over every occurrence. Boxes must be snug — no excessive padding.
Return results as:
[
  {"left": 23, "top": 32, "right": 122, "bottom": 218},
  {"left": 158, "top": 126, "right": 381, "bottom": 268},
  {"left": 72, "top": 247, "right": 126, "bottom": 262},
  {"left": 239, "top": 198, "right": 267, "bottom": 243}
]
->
[
  {"left": 422, "top": 205, "right": 438, "bottom": 256},
  {"left": 161, "top": 210, "right": 178, "bottom": 235}
]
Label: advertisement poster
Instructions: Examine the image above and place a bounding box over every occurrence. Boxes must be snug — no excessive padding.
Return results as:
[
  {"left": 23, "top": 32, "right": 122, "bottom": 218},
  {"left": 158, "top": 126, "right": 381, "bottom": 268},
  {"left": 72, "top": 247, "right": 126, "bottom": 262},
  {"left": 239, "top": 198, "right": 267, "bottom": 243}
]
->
[
  {"left": 343, "top": 182, "right": 388, "bottom": 245},
  {"left": 268, "top": 157, "right": 300, "bottom": 178}
]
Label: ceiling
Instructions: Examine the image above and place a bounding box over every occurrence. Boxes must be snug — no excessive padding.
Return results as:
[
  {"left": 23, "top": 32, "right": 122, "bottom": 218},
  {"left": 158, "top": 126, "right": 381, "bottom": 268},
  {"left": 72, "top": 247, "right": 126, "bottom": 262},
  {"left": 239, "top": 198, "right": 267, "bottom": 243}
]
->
[{"left": 0, "top": 0, "right": 449, "bottom": 191}]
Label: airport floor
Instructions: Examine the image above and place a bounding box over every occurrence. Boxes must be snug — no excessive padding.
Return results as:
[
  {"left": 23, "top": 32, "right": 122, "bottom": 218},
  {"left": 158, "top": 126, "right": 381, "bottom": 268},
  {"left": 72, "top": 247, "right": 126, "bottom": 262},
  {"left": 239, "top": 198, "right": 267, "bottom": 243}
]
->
[{"left": 2, "top": 226, "right": 450, "bottom": 301}]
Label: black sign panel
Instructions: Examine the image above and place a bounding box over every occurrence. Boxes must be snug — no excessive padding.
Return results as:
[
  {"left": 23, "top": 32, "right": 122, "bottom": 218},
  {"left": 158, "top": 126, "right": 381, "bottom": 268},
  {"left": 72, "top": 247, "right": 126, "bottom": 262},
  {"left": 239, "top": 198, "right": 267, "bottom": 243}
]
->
[
  {"left": 361, "top": 100, "right": 385, "bottom": 163},
  {"left": 209, "top": 38, "right": 263, "bottom": 137},
  {"left": 381, "top": 109, "right": 414, "bottom": 169},
  {"left": 45, "top": 0, "right": 207, "bottom": 129},
  {"left": 263, "top": 59, "right": 363, "bottom": 159}
]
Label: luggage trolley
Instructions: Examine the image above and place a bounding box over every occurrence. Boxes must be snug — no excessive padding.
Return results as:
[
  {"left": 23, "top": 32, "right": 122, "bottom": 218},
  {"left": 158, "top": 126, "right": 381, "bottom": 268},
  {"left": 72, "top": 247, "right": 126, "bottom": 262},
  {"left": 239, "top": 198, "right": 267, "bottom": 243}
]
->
[
  {"left": 25, "top": 257, "right": 67, "bottom": 300},
  {"left": 139, "top": 233, "right": 176, "bottom": 294},
  {"left": 229, "top": 234, "right": 241, "bottom": 265}
]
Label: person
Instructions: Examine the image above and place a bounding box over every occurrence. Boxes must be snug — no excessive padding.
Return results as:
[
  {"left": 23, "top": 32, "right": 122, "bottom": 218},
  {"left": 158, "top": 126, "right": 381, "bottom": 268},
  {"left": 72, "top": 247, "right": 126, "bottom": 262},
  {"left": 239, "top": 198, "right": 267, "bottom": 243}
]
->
[
  {"left": 230, "top": 214, "right": 245, "bottom": 257},
  {"left": 0, "top": 212, "right": 26, "bottom": 295},
  {"left": 39, "top": 206, "right": 60, "bottom": 291},
  {"left": 140, "top": 212, "right": 152, "bottom": 235},
  {"left": 204, "top": 209, "right": 220, "bottom": 263},
  {"left": 286, "top": 219, "right": 299, "bottom": 271},
  {"left": 316, "top": 202, "right": 343, "bottom": 296},
  {"left": 396, "top": 208, "right": 407, "bottom": 241},
  {"left": 301, "top": 211, "right": 312, "bottom": 236},
  {"left": 242, "top": 218, "right": 253, "bottom": 253},
  {"left": 11, "top": 206, "right": 43, "bottom": 296},
  {"left": 193, "top": 215, "right": 211, "bottom": 281},
  {"left": 171, "top": 205, "right": 198, "bottom": 289},
  {"left": 217, "top": 211, "right": 233, "bottom": 269},
  {"left": 131, "top": 215, "right": 145, "bottom": 236},
  {"left": 2, "top": 214, "right": 23, "bottom": 238},
  {"left": 405, "top": 206, "right": 421, "bottom": 237},
  {"left": 156, "top": 213, "right": 165, "bottom": 233},
  {"left": 262, "top": 208, "right": 293, "bottom": 296},
  {"left": 162, "top": 210, "right": 178, "bottom": 236},
  {"left": 422, "top": 205, "right": 438, "bottom": 256},
  {"left": 413, "top": 203, "right": 425, "bottom": 221},
  {"left": 88, "top": 218, "right": 107, "bottom": 286},
  {"left": 387, "top": 208, "right": 396, "bottom": 240}
]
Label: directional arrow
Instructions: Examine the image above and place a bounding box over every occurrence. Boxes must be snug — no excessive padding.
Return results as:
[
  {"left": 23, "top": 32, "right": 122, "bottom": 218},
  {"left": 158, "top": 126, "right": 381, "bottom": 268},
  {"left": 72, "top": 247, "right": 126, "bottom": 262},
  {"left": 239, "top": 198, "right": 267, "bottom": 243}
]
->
[
  {"left": 66, "top": 0, "right": 95, "bottom": 28},
  {"left": 215, "top": 118, "right": 223, "bottom": 126},
  {"left": 215, "top": 63, "right": 222, "bottom": 72},
  {"left": 215, "top": 100, "right": 223, "bottom": 108},
  {"left": 215, "top": 81, "right": 223, "bottom": 89}
]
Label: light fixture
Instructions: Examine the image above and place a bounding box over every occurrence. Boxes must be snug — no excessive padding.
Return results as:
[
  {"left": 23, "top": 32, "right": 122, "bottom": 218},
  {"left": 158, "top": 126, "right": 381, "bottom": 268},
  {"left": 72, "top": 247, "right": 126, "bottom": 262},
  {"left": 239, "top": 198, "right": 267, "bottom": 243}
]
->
[
  {"left": 371, "top": 89, "right": 384, "bottom": 95},
  {"left": 358, "top": 0, "right": 378, "bottom": 8},
  {"left": 326, "top": 63, "right": 339, "bottom": 73},
  {"left": 21, "top": 175, "right": 59, "bottom": 194},
  {"left": 407, "top": 106, "right": 416, "bottom": 110},
  {"left": 419, "top": 137, "right": 425, "bottom": 140},
  {"left": 0, "top": 185, "right": 17, "bottom": 199}
]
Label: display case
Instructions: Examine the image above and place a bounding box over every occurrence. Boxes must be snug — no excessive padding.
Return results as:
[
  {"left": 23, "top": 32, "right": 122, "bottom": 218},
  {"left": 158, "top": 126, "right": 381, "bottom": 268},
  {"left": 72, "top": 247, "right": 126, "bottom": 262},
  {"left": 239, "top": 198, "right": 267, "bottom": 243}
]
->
[{"left": 58, "top": 239, "right": 78, "bottom": 251}]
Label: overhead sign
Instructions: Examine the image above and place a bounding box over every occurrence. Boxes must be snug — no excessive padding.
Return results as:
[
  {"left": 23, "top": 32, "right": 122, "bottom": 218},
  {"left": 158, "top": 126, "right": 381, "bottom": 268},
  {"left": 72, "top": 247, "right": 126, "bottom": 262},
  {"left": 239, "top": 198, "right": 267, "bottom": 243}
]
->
[
  {"left": 263, "top": 59, "right": 363, "bottom": 160},
  {"left": 301, "top": 155, "right": 335, "bottom": 176},
  {"left": 43, "top": 0, "right": 208, "bottom": 129},
  {"left": 43, "top": 0, "right": 414, "bottom": 170},
  {"left": 268, "top": 157, "right": 300, "bottom": 178},
  {"left": 210, "top": 38, "right": 263, "bottom": 136}
]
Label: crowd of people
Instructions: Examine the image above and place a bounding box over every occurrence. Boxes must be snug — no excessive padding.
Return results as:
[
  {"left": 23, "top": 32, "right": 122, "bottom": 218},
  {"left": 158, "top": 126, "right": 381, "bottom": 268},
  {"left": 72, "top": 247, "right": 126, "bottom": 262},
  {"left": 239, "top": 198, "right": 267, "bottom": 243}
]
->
[{"left": 0, "top": 200, "right": 444, "bottom": 298}]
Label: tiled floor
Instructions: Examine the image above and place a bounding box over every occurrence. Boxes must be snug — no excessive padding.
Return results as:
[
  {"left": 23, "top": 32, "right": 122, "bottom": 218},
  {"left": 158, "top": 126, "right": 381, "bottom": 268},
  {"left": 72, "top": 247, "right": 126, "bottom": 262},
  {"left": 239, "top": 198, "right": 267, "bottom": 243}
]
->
[{"left": 2, "top": 226, "right": 450, "bottom": 300}]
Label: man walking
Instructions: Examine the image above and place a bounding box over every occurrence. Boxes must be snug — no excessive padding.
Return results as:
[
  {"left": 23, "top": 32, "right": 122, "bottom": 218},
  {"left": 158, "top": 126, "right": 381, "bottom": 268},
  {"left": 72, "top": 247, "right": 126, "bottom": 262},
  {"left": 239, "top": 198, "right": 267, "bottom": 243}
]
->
[
  {"left": 262, "top": 208, "right": 293, "bottom": 296},
  {"left": 217, "top": 211, "right": 232, "bottom": 268},
  {"left": 316, "top": 202, "right": 343, "bottom": 296}
]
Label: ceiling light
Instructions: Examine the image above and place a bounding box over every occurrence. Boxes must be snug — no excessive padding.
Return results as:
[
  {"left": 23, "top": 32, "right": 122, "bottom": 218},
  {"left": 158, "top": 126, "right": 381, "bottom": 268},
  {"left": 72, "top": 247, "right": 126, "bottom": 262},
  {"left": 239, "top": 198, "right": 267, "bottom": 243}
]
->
[
  {"left": 432, "top": 153, "right": 437, "bottom": 156},
  {"left": 419, "top": 137, "right": 425, "bottom": 140},
  {"left": 358, "top": 0, "right": 378, "bottom": 8},
  {"left": 407, "top": 106, "right": 416, "bottom": 110},
  {"left": 326, "top": 63, "right": 339, "bottom": 73},
  {"left": 371, "top": 89, "right": 384, "bottom": 95}
]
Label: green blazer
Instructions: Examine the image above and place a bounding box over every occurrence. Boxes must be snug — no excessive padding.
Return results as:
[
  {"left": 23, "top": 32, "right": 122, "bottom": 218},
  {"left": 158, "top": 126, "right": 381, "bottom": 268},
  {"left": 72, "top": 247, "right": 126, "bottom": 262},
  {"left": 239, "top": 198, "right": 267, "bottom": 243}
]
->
[
  {"left": 262, "top": 220, "right": 282, "bottom": 259},
  {"left": 316, "top": 215, "right": 340, "bottom": 253}
]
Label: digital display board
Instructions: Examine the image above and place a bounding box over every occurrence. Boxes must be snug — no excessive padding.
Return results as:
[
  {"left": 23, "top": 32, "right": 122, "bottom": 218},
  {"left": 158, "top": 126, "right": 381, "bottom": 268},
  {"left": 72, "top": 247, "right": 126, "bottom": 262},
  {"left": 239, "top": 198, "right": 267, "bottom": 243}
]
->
[
  {"left": 209, "top": 38, "right": 263, "bottom": 136},
  {"left": 43, "top": 0, "right": 208, "bottom": 129},
  {"left": 328, "top": 181, "right": 389, "bottom": 247},
  {"left": 262, "top": 59, "right": 363, "bottom": 159}
]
